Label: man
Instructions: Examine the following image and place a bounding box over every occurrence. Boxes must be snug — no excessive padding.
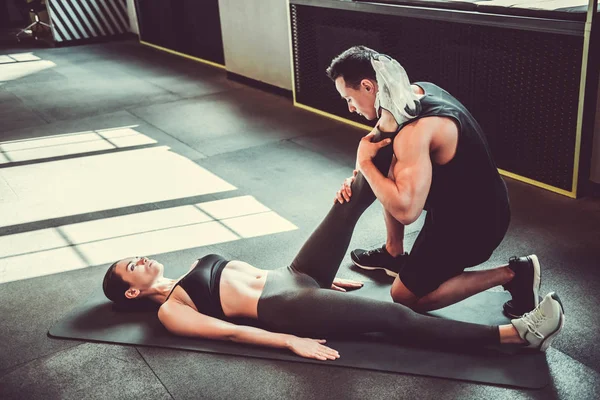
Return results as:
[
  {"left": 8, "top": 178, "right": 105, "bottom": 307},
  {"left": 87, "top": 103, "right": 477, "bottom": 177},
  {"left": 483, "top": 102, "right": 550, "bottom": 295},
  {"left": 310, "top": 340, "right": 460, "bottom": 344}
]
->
[{"left": 326, "top": 46, "right": 538, "bottom": 317}]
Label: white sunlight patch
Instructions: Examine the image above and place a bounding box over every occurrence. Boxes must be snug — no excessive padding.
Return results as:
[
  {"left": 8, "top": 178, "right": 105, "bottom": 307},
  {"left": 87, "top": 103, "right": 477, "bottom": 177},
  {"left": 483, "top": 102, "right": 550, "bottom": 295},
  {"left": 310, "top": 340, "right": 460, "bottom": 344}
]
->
[
  {"left": 197, "top": 195, "right": 271, "bottom": 219},
  {"left": 0, "top": 196, "right": 298, "bottom": 284},
  {"left": 0, "top": 55, "right": 16, "bottom": 64},
  {"left": 0, "top": 228, "right": 67, "bottom": 259},
  {"left": 1, "top": 247, "right": 88, "bottom": 284},
  {"left": 60, "top": 206, "right": 213, "bottom": 244},
  {"left": 0, "top": 59, "right": 56, "bottom": 82},
  {"left": 0, "top": 126, "right": 155, "bottom": 164},
  {"left": 0, "top": 145, "right": 236, "bottom": 227},
  {"left": 76, "top": 221, "right": 239, "bottom": 267},
  {"left": 8, "top": 53, "right": 41, "bottom": 62},
  {"left": 223, "top": 212, "right": 299, "bottom": 238}
]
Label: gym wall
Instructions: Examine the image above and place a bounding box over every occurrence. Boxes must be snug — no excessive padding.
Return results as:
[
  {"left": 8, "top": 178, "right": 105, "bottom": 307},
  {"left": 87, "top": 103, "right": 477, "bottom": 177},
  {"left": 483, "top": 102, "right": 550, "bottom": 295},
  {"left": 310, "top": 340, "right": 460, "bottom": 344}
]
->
[
  {"left": 126, "top": 0, "right": 139, "bottom": 34},
  {"left": 218, "top": 0, "right": 292, "bottom": 90},
  {"left": 592, "top": 74, "right": 600, "bottom": 184}
]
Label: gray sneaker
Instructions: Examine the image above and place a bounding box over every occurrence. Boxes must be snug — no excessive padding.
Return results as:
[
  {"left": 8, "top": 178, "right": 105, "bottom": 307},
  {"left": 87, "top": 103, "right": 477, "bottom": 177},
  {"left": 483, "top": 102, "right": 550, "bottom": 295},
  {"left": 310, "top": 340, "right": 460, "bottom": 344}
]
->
[{"left": 511, "top": 292, "right": 565, "bottom": 352}]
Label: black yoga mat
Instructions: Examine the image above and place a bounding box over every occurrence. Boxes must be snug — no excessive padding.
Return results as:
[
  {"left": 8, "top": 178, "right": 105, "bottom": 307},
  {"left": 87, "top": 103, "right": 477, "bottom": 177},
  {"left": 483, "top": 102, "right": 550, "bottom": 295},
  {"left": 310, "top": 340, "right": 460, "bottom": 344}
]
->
[{"left": 49, "top": 283, "right": 550, "bottom": 389}]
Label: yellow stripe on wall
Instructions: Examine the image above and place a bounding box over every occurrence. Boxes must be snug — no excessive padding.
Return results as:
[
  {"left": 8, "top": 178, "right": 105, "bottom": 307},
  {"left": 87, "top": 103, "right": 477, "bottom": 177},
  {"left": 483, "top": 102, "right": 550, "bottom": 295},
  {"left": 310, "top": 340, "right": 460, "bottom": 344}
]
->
[
  {"left": 497, "top": 169, "right": 576, "bottom": 198},
  {"left": 286, "top": 1, "right": 585, "bottom": 199},
  {"left": 293, "top": 101, "right": 578, "bottom": 198},
  {"left": 139, "top": 40, "right": 226, "bottom": 70},
  {"left": 294, "top": 102, "right": 373, "bottom": 131}
]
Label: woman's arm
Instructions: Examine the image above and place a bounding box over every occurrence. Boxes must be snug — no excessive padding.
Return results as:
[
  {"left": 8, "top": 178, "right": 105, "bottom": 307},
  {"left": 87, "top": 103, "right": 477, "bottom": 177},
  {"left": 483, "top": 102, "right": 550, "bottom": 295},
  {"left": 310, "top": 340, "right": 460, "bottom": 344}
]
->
[{"left": 158, "top": 302, "right": 339, "bottom": 361}]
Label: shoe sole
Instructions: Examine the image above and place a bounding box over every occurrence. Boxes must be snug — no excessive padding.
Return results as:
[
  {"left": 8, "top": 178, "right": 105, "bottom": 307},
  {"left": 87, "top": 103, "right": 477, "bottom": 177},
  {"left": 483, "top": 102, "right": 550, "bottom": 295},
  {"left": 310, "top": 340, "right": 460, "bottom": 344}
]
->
[
  {"left": 539, "top": 292, "right": 565, "bottom": 352},
  {"left": 529, "top": 255, "right": 542, "bottom": 309},
  {"left": 352, "top": 260, "right": 399, "bottom": 278}
]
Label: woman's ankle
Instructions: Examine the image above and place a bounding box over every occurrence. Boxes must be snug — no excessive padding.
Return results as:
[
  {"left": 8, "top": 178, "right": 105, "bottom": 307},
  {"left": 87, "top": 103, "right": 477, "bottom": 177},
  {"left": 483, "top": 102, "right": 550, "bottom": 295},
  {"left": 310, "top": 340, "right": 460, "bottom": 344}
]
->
[{"left": 499, "top": 324, "right": 526, "bottom": 344}]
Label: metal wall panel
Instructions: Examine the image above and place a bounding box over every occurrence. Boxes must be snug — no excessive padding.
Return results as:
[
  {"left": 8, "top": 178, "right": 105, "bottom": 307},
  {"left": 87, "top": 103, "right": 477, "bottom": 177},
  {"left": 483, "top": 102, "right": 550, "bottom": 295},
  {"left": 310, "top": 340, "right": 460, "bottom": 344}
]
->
[
  {"left": 46, "top": 0, "right": 129, "bottom": 43},
  {"left": 290, "top": 3, "right": 584, "bottom": 192}
]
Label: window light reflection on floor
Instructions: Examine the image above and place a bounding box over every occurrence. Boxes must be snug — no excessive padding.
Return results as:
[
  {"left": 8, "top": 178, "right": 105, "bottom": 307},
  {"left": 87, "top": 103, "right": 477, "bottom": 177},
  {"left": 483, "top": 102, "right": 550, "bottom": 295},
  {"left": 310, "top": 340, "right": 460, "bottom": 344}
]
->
[
  {"left": 0, "top": 125, "right": 154, "bottom": 164},
  {"left": 0, "top": 196, "right": 298, "bottom": 284},
  {"left": 0, "top": 143, "right": 237, "bottom": 226},
  {"left": 0, "top": 58, "right": 55, "bottom": 84},
  {"left": 0, "top": 124, "right": 297, "bottom": 284}
]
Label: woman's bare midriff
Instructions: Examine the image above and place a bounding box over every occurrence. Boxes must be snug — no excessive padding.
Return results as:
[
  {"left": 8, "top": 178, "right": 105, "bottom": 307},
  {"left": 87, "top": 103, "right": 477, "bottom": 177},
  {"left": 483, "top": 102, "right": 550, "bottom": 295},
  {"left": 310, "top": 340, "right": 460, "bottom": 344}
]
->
[
  {"left": 219, "top": 260, "right": 268, "bottom": 319},
  {"left": 167, "top": 260, "right": 268, "bottom": 319}
]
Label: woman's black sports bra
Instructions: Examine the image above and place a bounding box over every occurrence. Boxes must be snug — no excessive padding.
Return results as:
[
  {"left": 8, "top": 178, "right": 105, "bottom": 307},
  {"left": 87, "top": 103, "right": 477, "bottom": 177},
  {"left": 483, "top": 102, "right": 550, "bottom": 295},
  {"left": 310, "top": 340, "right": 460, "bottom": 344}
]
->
[{"left": 166, "top": 254, "right": 230, "bottom": 318}]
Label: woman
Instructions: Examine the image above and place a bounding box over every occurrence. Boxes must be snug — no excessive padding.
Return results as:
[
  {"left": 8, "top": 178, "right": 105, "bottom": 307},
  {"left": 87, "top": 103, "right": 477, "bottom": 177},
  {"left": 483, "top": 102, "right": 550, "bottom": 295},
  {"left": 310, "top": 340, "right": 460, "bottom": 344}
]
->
[{"left": 103, "top": 116, "right": 564, "bottom": 361}]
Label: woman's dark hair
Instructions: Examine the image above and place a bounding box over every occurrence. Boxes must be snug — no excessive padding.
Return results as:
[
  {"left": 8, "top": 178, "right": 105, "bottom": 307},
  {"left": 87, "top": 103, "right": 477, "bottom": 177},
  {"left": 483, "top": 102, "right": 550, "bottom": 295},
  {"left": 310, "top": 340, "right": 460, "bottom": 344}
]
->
[
  {"left": 326, "top": 45, "right": 379, "bottom": 89},
  {"left": 103, "top": 261, "right": 129, "bottom": 303},
  {"left": 102, "top": 261, "right": 158, "bottom": 312}
]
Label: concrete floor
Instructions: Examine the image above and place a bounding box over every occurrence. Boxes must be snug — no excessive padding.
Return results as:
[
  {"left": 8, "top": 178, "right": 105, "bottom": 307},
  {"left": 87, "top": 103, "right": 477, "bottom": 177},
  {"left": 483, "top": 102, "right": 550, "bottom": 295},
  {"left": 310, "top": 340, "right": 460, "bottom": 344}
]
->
[{"left": 0, "top": 39, "right": 599, "bottom": 399}]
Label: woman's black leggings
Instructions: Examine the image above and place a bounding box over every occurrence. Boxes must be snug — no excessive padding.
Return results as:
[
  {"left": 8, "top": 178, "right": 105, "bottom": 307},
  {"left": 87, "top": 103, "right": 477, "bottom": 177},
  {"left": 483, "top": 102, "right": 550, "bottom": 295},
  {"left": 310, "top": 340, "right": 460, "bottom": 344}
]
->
[{"left": 257, "top": 129, "right": 500, "bottom": 347}]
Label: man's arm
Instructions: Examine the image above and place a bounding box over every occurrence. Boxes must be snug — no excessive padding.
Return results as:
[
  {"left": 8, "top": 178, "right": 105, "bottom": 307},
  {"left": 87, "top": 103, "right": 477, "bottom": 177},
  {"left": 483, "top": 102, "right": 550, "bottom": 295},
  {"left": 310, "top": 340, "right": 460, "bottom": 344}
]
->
[{"left": 358, "top": 118, "right": 434, "bottom": 225}]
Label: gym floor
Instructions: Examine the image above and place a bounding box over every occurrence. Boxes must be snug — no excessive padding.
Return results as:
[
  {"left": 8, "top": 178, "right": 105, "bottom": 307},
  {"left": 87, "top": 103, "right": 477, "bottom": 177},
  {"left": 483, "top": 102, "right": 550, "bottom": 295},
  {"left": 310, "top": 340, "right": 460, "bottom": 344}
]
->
[{"left": 0, "top": 39, "right": 599, "bottom": 399}]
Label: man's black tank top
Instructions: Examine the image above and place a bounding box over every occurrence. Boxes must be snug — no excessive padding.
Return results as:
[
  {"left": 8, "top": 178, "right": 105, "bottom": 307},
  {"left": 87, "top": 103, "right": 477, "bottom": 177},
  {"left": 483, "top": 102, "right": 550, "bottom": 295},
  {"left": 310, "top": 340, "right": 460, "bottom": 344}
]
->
[
  {"left": 166, "top": 254, "right": 229, "bottom": 318},
  {"left": 399, "top": 82, "right": 510, "bottom": 223}
]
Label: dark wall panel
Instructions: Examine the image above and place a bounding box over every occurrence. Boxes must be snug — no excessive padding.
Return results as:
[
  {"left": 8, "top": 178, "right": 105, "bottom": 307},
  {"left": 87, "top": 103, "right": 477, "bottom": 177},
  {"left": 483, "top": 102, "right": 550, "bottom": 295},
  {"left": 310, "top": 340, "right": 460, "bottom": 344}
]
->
[
  {"left": 136, "top": 0, "right": 224, "bottom": 65},
  {"left": 291, "top": 4, "right": 583, "bottom": 191}
]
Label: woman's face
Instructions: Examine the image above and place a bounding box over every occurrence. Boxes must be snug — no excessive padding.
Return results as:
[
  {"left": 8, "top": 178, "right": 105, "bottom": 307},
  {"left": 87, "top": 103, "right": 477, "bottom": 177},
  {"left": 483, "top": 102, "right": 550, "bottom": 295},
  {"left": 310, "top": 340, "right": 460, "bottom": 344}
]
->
[{"left": 115, "top": 256, "right": 164, "bottom": 296}]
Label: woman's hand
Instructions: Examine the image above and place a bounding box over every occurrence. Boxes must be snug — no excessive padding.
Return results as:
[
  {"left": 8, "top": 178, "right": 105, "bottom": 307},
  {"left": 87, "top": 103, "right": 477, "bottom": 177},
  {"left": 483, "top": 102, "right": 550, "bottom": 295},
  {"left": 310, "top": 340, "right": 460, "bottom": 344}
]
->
[
  {"left": 330, "top": 277, "right": 364, "bottom": 292},
  {"left": 286, "top": 336, "right": 340, "bottom": 361},
  {"left": 335, "top": 169, "right": 358, "bottom": 204}
]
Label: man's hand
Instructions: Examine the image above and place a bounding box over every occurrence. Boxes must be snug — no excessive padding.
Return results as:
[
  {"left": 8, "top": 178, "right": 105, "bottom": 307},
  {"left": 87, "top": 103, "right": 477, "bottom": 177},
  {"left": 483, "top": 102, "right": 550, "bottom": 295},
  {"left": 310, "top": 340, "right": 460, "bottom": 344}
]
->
[
  {"left": 334, "top": 169, "right": 358, "bottom": 204},
  {"left": 357, "top": 130, "right": 392, "bottom": 171},
  {"left": 330, "top": 277, "right": 364, "bottom": 292}
]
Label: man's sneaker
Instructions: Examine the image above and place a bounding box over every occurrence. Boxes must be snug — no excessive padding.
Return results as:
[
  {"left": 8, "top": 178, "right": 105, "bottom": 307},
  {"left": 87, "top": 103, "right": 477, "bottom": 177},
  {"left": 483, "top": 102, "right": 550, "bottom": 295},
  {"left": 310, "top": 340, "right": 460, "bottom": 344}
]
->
[
  {"left": 351, "top": 245, "right": 407, "bottom": 277},
  {"left": 511, "top": 292, "right": 565, "bottom": 351},
  {"left": 503, "top": 297, "right": 543, "bottom": 319},
  {"left": 502, "top": 255, "right": 541, "bottom": 318}
]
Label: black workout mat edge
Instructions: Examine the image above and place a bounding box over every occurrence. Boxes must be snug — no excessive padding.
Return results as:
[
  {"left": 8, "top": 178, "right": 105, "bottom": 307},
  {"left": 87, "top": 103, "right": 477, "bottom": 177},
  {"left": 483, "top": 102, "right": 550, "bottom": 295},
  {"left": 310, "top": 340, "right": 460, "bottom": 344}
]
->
[{"left": 48, "top": 283, "right": 550, "bottom": 389}]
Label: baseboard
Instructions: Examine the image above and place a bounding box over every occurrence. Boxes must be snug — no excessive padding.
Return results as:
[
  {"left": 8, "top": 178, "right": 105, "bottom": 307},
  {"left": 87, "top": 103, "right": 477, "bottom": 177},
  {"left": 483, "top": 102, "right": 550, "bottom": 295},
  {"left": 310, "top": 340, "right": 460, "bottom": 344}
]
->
[
  {"left": 53, "top": 32, "right": 138, "bottom": 48},
  {"left": 226, "top": 72, "right": 293, "bottom": 100}
]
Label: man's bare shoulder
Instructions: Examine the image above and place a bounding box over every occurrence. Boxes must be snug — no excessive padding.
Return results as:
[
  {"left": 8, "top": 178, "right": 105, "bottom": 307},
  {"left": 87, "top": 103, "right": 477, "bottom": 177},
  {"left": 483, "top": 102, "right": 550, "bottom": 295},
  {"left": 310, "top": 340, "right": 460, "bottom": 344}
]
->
[
  {"left": 397, "top": 117, "right": 458, "bottom": 164},
  {"left": 397, "top": 117, "right": 437, "bottom": 140}
]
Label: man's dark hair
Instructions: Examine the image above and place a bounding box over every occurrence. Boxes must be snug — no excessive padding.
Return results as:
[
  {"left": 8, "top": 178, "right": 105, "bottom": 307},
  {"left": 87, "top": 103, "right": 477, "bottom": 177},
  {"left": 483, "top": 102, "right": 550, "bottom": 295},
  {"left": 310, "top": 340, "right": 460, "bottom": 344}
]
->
[
  {"left": 326, "top": 45, "right": 379, "bottom": 89},
  {"left": 103, "top": 261, "right": 129, "bottom": 303}
]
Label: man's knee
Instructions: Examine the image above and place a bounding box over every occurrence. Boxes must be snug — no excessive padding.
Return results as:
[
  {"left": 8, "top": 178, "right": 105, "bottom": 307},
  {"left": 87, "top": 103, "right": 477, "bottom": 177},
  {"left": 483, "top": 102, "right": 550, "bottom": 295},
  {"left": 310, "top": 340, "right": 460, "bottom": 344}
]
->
[{"left": 390, "top": 279, "right": 420, "bottom": 309}]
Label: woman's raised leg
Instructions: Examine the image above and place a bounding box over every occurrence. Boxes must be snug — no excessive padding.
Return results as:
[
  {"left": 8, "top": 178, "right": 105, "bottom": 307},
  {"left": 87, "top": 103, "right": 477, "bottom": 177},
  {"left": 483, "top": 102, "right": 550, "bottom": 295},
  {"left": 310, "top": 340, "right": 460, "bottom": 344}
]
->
[{"left": 290, "top": 129, "right": 398, "bottom": 288}]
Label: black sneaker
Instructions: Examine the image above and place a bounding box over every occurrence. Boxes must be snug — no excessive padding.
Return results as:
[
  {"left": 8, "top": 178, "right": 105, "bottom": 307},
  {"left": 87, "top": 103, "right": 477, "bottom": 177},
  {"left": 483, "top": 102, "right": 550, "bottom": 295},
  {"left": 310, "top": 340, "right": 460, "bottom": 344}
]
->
[
  {"left": 351, "top": 244, "right": 407, "bottom": 277},
  {"left": 503, "top": 297, "right": 543, "bottom": 319},
  {"left": 502, "top": 255, "right": 541, "bottom": 318}
]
